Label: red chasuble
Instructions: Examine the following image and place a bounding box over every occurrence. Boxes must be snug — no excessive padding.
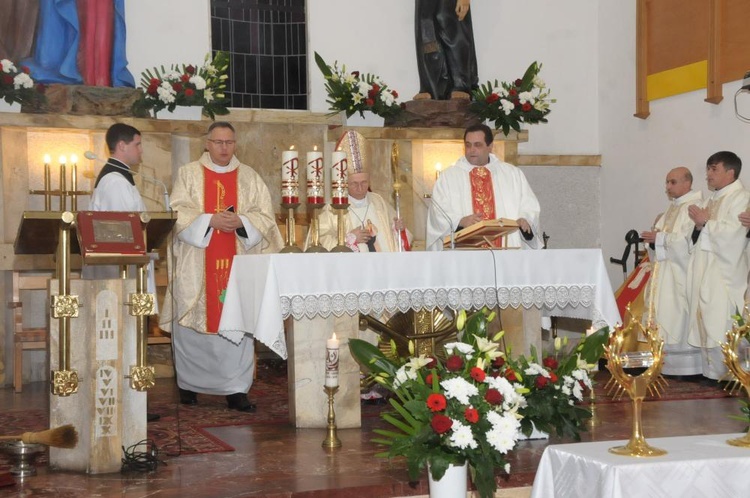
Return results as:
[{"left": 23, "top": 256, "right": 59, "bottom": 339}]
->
[
  {"left": 204, "top": 167, "right": 239, "bottom": 333},
  {"left": 469, "top": 166, "right": 501, "bottom": 247}
]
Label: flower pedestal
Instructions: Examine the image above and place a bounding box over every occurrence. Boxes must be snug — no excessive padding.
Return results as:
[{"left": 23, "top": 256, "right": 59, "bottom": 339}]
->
[
  {"left": 154, "top": 106, "right": 203, "bottom": 121},
  {"left": 0, "top": 101, "right": 21, "bottom": 113},
  {"left": 345, "top": 112, "right": 384, "bottom": 128},
  {"left": 427, "top": 462, "right": 468, "bottom": 498}
]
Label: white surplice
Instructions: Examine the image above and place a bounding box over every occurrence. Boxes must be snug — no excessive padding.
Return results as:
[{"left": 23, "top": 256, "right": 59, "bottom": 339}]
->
[
  {"left": 426, "top": 154, "right": 541, "bottom": 251},
  {"left": 644, "top": 189, "right": 702, "bottom": 375},
  {"left": 687, "top": 179, "right": 750, "bottom": 379},
  {"left": 161, "top": 153, "right": 283, "bottom": 395}
]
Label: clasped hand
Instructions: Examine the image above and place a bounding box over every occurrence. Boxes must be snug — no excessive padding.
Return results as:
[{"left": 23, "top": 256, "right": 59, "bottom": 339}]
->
[
  {"left": 687, "top": 205, "right": 709, "bottom": 228},
  {"left": 350, "top": 227, "right": 373, "bottom": 244},
  {"left": 210, "top": 211, "right": 243, "bottom": 232}
]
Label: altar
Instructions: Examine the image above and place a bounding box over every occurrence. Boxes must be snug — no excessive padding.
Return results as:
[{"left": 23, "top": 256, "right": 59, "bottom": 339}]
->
[{"left": 218, "top": 248, "right": 621, "bottom": 428}]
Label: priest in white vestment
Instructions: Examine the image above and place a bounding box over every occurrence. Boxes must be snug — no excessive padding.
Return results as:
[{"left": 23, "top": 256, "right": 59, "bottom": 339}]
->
[
  {"left": 640, "top": 167, "right": 703, "bottom": 375},
  {"left": 687, "top": 151, "right": 750, "bottom": 380},
  {"left": 161, "top": 122, "right": 283, "bottom": 411},
  {"left": 426, "top": 123, "right": 542, "bottom": 356},
  {"left": 308, "top": 130, "right": 412, "bottom": 252}
]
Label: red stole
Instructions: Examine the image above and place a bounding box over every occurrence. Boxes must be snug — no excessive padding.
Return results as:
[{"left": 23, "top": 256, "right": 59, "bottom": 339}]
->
[
  {"left": 469, "top": 166, "right": 501, "bottom": 247},
  {"left": 204, "top": 166, "right": 238, "bottom": 333}
]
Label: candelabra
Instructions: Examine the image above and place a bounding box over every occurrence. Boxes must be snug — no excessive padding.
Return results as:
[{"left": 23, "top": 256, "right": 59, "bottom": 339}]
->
[
  {"left": 30, "top": 158, "right": 91, "bottom": 211},
  {"left": 322, "top": 386, "right": 342, "bottom": 449}
]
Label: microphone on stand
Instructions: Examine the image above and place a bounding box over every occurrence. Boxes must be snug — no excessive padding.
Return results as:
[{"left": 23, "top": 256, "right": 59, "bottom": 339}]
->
[{"left": 84, "top": 151, "right": 171, "bottom": 211}]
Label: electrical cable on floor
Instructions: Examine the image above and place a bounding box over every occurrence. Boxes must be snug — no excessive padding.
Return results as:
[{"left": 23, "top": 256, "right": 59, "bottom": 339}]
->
[{"left": 121, "top": 439, "right": 165, "bottom": 472}]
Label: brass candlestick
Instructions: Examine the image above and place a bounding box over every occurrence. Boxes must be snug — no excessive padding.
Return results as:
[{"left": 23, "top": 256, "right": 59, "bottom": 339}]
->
[
  {"left": 330, "top": 205, "right": 352, "bottom": 253},
  {"left": 720, "top": 314, "right": 750, "bottom": 447},
  {"left": 606, "top": 309, "right": 666, "bottom": 457},
  {"left": 280, "top": 202, "right": 303, "bottom": 253},
  {"left": 322, "top": 385, "right": 342, "bottom": 449},
  {"left": 305, "top": 204, "right": 327, "bottom": 253}
]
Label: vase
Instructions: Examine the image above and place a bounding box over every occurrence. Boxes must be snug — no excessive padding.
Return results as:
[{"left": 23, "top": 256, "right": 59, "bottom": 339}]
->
[
  {"left": 345, "top": 112, "right": 385, "bottom": 127},
  {"left": 427, "top": 462, "right": 468, "bottom": 498},
  {"left": 0, "top": 100, "right": 21, "bottom": 113},
  {"left": 154, "top": 106, "right": 203, "bottom": 121}
]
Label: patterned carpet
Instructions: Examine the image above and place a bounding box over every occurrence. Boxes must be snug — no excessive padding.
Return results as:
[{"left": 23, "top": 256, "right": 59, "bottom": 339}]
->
[{"left": 0, "top": 365, "right": 738, "bottom": 469}]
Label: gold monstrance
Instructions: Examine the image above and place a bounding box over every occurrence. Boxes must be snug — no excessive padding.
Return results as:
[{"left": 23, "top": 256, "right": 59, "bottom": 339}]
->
[{"left": 720, "top": 313, "right": 750, "bottom": 447}]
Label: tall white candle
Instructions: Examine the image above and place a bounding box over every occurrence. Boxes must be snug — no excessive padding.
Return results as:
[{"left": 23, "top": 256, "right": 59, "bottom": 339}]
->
[
  {"left": 325, "top": 333, "right": 340, "bottom": 388},
  {"left": 306, "top": 146, "right": 324, "bottom": 205},
  {"left": 281, "top": 147, "right": 299, "bottom": 204},
  {"left": 331, "top": 151, "right": 348, "bottom": 206}
]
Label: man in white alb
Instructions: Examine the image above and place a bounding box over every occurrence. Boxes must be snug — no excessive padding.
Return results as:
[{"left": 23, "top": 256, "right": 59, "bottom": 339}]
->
[{"left": 640, "top": 167, "right": 702, "bottom": 376}]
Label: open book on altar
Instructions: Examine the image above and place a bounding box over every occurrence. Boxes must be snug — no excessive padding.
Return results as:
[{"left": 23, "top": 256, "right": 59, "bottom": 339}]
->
[{"left": 443, "top": 218, "right": 520, "bottom": 249}]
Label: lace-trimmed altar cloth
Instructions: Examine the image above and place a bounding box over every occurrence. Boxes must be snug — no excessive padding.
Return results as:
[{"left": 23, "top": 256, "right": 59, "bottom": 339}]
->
[{"left": 218, "top": 249, "right": 621, "bottom": 359}]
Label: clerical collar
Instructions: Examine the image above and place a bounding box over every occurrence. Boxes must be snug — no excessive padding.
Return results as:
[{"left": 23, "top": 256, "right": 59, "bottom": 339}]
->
[
  {"left": 712, "top": 180, "right": 738, "bottom": 196},
  {"left": 349, "top": 195, "right": 369, "bottom": 208},
  {"left": 205, "top": 157, "right": 234, "bottom": 172},
  {"left": 109, "top": 157, "right": 131, "bottom": 170}
]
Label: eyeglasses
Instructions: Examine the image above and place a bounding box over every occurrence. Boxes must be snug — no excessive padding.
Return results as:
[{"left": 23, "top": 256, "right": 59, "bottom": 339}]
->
[{"left": 207, "top": 139, "right": 236, "bottom": 146}]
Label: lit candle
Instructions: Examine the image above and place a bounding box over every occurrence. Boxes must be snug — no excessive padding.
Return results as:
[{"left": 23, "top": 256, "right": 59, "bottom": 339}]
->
[
  {"left": 435, "top": 162, "right": 443, "bottom": 180},
  {"left": 306, "top": 146, "right": 324, "bottom": 205},
  {"left": 281, "top": 147, "right": 299, "bottom": 204},
  {"left": 59, "top": 155, "right": 67, "bottom": 211},
  {"left": 43, "top": 154, "right": 51, "bottom": 211},
  {"left": 325, "top": 333, "right": 340, "bottom": 388},
  {"left": 70, "top": 154, "right": 78, "bottom": 211},
  {"left": 331, "top": 150, "right": 348, "bottom": 206}
]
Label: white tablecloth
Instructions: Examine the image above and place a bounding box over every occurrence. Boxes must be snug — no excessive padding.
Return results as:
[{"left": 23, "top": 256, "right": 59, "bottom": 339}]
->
[
  {"left": 218, "top": 248, "right": 621, "bottom": 359},
  {"left": 531, "top": 433, "right": 750, "bottom": 498}
]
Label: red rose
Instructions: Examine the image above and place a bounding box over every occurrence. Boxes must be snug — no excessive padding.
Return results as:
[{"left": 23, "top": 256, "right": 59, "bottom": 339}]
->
[
  {"left": 426, "top": 357, "right": 438, "bottom": 369},
  {"left": 490, "top": 371, "right": 501, "bottom": 378},
  {"left": 365, "top": 98, "right": 375, "bottom": 107},
  {"left": 427, "top": 393, "right": 447, "bottom": 412},
  {"left": 2, "top": 75, "right": 13, "bottom": 85},
  {"left": 485, "top": 388, "right": 503, "bottom": 405},
  {"left": 535, "top": 376, "right": 548, "bottom": 389},
  {"left": 371, "top": 83, "right": 380, "bottom": 93},
  {"left": 505, "top": 368, "right": 517, "bottom": 382},
  {"left": 522, "top": 102, "right": 532, "bottom": 112},
  {"left": 514, "top": 78, "right": 523, "bottom": 87},
  {"left": 464, "top": 407, "right": 479, "bottom": 424},
  {"left": 431, "top": 414, "right": 453, "bottom": 434},
  {"left": 492, "top": 356, "right": 505, "bottom": 369},
  {"left": 392, "top": 90, "right": 399, "bottom": 98},
  {"left": 549, "top": 372, "right": 558, "bottom": 383},
  {"left": 150, "top": 78, "right": 160, "bottom": 86},
  {"left": 21, "top": 66, "right": 30, "bottom": 74},
  {"left": 425, "top": 373, "right": 439, "bottom": 386},
  {"left": 186, "top": 65, "right": 196, "bottom": 75},
  {"left": 172, "top": 82, "right": 183, "bottom": 92},
  {"left": 181, "top": 74, "right": 190, "bottom": 83},
  {"left": 470, "top": 367, "right": 486, "bottom": 383},
  {"left": 446, "top": 355, "right": 463, "bottom": 372},
  {"left": 509, "top": 88, "right": 517, "bottom": 97},
  {"left": 185, "top": 88, "right": 195, "bottom": 97},
  {"left": 542, "top": 357, "right": 558, "bottom": 370},
  {"left": 486, "top": 93, "right": 500, "bottom": 104}
]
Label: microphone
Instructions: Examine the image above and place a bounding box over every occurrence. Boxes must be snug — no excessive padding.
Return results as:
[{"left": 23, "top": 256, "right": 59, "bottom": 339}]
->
[
  {"left": 84, "top": 151, "right": 171, "bottom": 211},
  {"left": 428, "top": 196, "right": 456, "bottom": 251}
]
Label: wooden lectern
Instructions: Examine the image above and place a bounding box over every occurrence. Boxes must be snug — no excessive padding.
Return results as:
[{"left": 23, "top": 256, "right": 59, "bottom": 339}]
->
[
  {"left": 444, "top": 218, "right": 520, "bottom": 249},
  {"left": 14, "top": 211, "right": 175, "bottom": 473}
]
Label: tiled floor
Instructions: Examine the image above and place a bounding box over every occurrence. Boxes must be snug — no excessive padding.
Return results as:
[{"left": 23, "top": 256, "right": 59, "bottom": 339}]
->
[{"left": 0, "top": 375, "right": 747, "bottom": 497}]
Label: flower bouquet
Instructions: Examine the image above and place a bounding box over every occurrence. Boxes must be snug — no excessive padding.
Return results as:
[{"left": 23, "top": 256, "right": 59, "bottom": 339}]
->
[
  {"left": 314, "top": 52, "right": 402, "bottom": 119},
  {"left": 132, "top": 52, "right": 230, "bottom": 120},
  {"left": 349, "top": 309, "right": 608, "bottom": 498},
  {"left": 0, "top": 58, "right": 45, "bottom": 107},
  {"left": 469, "top": 61, "right": 554, "bottom": 136}
]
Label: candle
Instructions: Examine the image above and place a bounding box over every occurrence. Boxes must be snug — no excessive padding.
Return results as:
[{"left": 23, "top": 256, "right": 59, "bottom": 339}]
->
[
  {"left": 306, "top": 146, "right": 324, "bottom": 204},
  {"left": 70, "top": 154, "right": 78, "bottom": 211},
  {"left": 331, "top": 150, "right": 348, "bottom": 206},
  {"left": 435, "top": 162, "right": 443, "bottom": 180},
  {"left": 325, "top": 332, "right": 340, "bottom": 388},
  {"left": 281, "top": 147, "right": 300, "bottom": 204},
  {"left": 43, "top": 154, "right": 51, "bottom": 211},
  {"left": 59, "top": 155, "right": 67, "bottom": 211}
]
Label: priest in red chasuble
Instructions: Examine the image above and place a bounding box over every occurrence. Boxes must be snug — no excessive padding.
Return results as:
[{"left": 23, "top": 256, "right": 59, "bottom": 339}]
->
[{"left": 162, "top": 122, "right": 283, "bottom": 411}]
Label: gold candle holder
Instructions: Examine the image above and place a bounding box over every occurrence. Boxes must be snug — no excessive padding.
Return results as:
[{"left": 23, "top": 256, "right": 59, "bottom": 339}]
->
[
  {"left": 322, "top": 385, "right": 342, "bottom": 449},
  {"left": 720, "top": 315, "right": 750, "bottom": 447},
  {"left": 330, "top": 205, "right": 352, "bottom": 253},
  {"left": 305, "top": 204, "right": 327, "bottom": 253},
  {"left": 606, "top": 310, "right": 666, "bottom": 457},
  {"left": 280, "top": 203, "right": 303, "bottom": 253}
]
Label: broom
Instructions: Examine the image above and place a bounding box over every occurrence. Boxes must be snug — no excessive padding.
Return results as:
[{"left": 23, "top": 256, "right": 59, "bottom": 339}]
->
[{"left": 0, "top": 425, "right": 78, "bottom": 449}]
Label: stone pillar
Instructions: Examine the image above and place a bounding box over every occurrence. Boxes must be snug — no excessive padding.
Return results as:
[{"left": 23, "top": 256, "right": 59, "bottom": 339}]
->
[
  {"left": 49, "top": 278, "right": 146, "bottom": 474},
  {"left": 286, "top": 314, "right": 361, "bottom": 428}
]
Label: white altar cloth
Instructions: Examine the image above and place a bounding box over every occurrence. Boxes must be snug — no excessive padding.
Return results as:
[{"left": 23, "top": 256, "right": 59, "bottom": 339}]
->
[
  {"left": 531, "top": 433, "right": 750, "bottom": 498},
  {"left": 218, "top": 249, "right": 620, "bottom": 360}
]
